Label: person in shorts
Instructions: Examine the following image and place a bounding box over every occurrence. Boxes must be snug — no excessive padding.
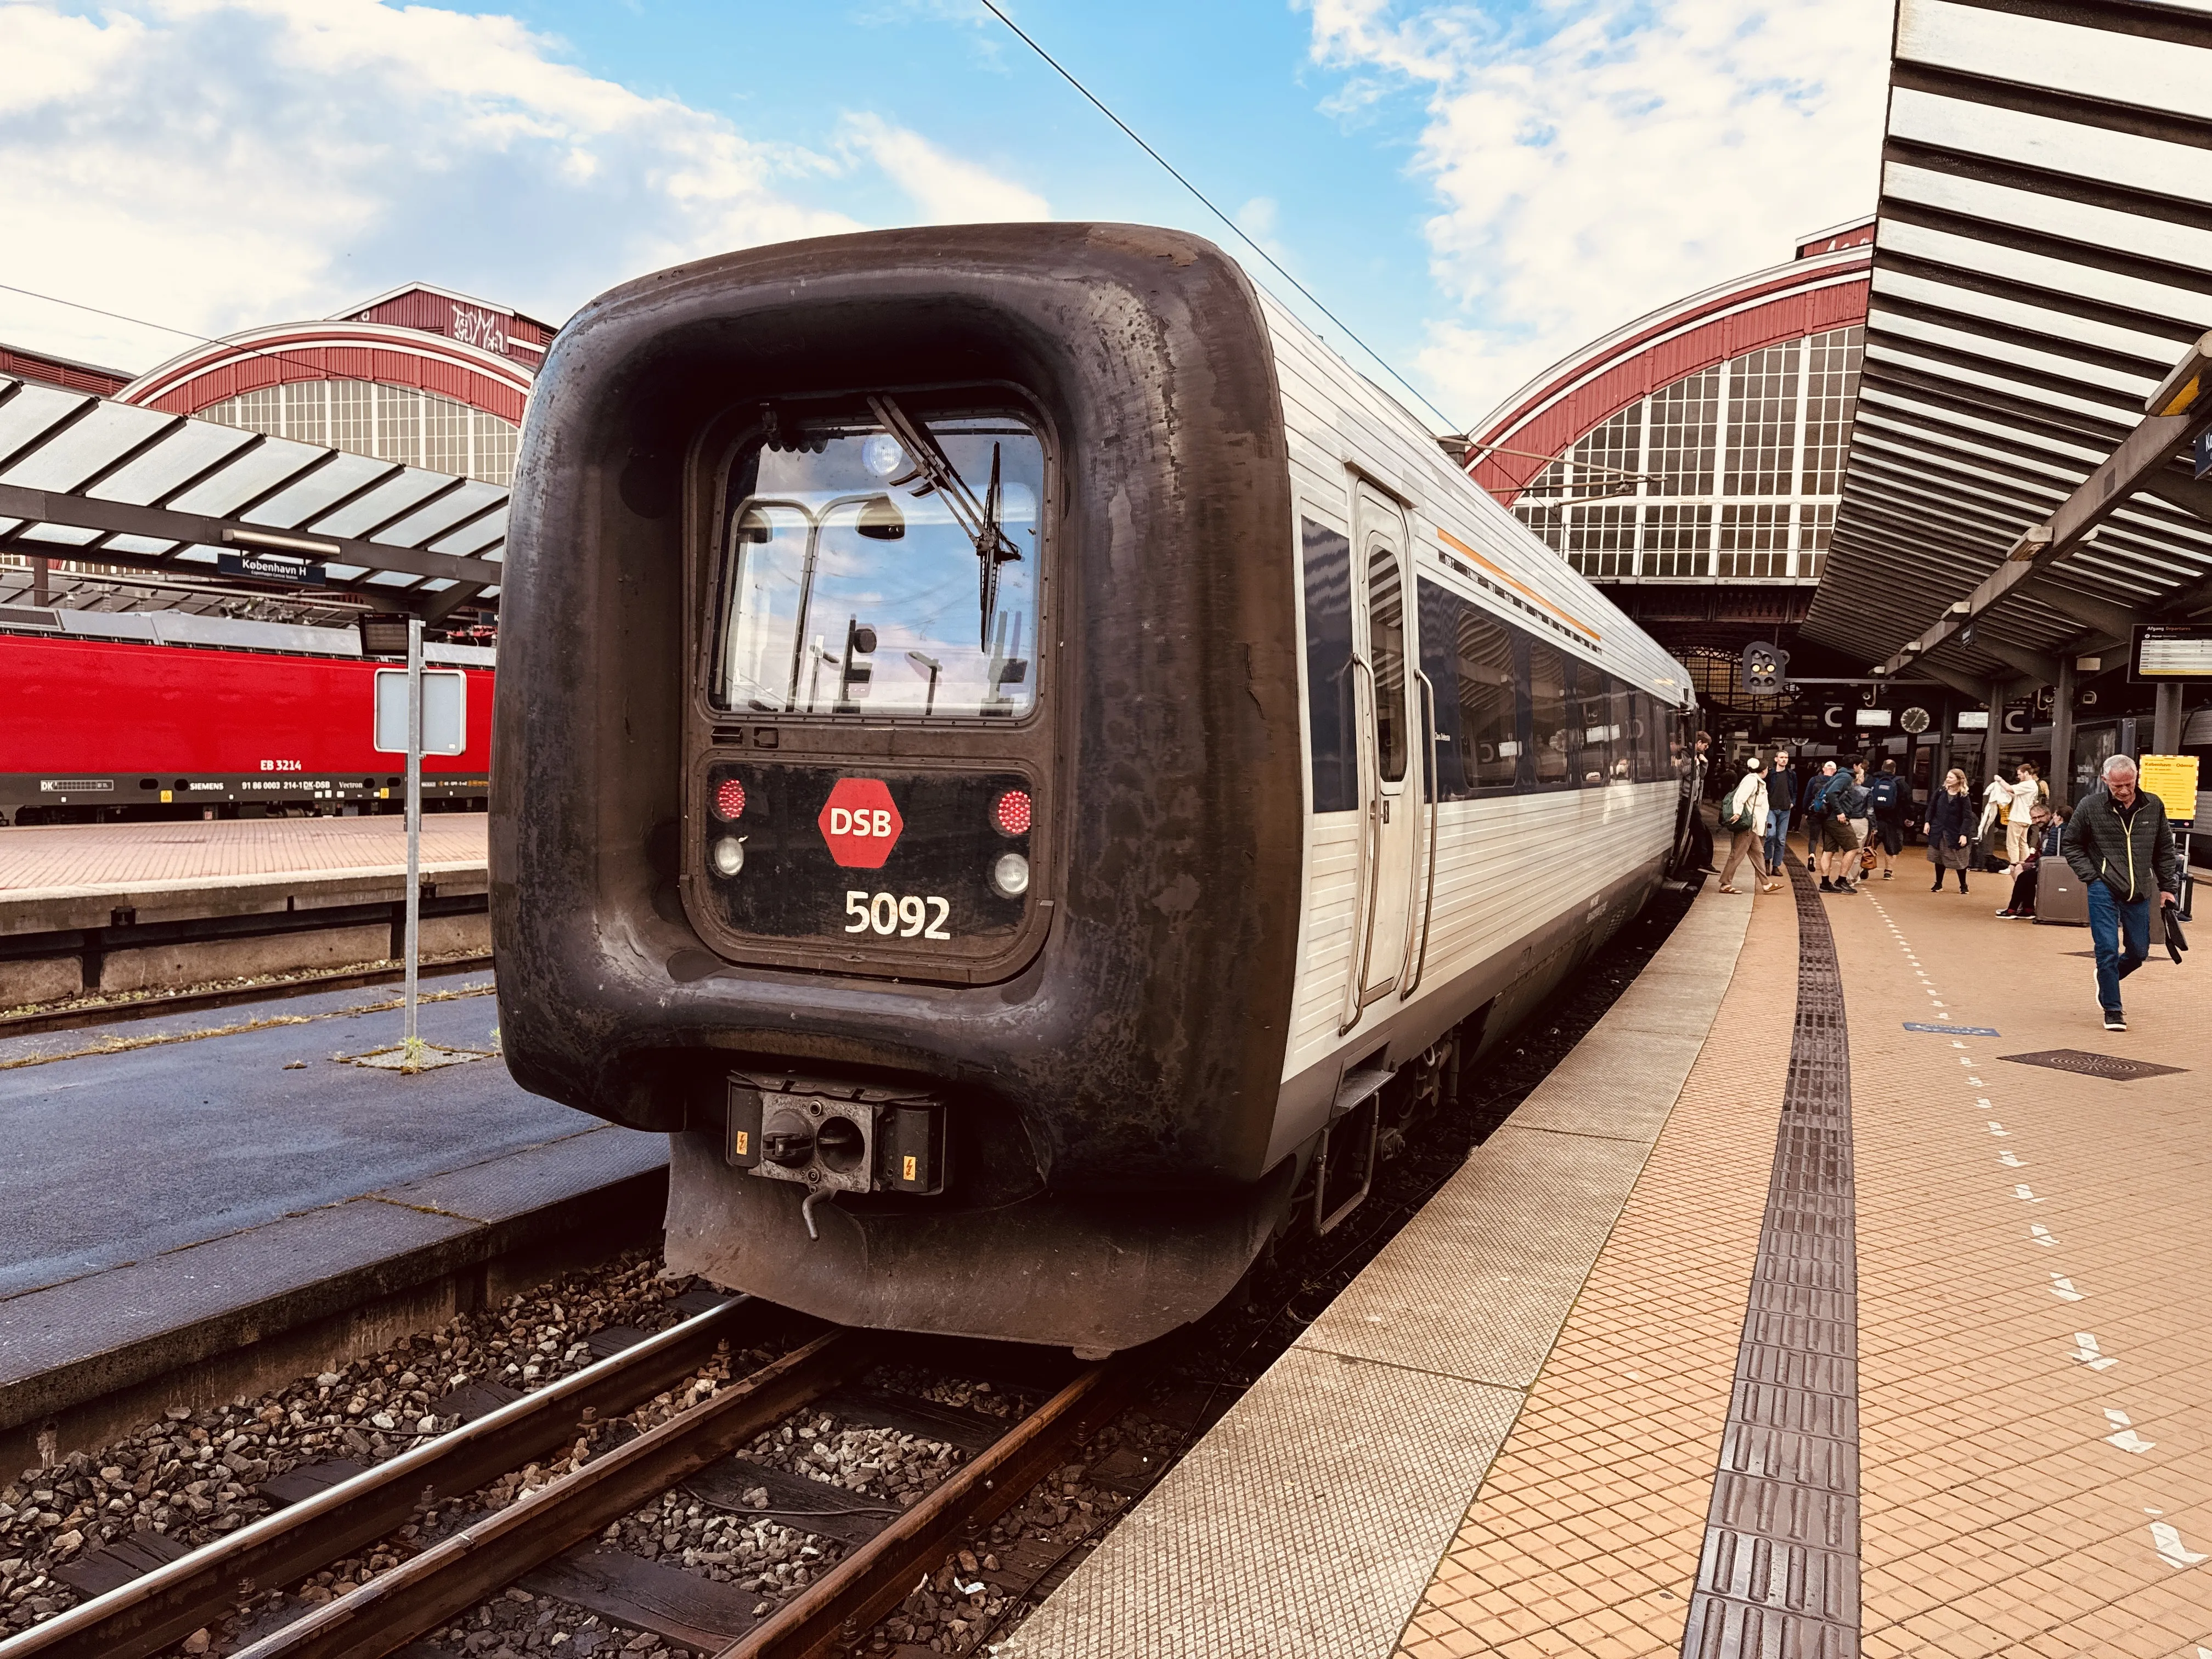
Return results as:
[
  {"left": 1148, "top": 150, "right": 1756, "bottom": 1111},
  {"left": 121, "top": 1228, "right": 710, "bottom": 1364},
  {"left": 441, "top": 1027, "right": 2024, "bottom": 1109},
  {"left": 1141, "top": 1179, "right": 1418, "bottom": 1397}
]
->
[{"left": 1816, "top": 765, "right": 1863, "bottom": 895}]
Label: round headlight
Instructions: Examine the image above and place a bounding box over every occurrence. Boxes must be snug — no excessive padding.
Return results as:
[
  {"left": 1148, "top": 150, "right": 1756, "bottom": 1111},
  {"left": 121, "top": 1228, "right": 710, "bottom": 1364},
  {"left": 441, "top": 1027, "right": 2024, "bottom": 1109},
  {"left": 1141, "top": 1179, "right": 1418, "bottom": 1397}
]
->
[
  {"left": 991, "top": 851, "right": 1030, "bottom": 898},
  {"left": 710, "top": 836, "right": 745, "bottom": 877}
]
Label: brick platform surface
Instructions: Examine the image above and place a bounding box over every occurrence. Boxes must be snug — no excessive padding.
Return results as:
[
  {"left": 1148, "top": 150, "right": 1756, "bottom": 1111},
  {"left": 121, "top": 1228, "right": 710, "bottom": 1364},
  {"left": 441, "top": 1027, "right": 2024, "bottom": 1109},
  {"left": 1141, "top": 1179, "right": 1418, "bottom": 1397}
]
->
[
  {"left": 0, "top": 814, "right": 487, "bottom": 891},
  {"left": 1393, "top": 847, "right": 2211, "bottom": 1656},
  {"left": 1393, "top": 863, "right": 1798, "bottom": 1658}
]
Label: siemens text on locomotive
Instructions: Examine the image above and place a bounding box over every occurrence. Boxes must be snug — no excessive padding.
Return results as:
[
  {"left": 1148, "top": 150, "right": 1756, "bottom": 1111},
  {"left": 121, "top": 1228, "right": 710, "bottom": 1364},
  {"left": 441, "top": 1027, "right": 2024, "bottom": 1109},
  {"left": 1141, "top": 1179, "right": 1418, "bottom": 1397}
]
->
[{"left": 494, "top": 223, "right": 1698, "bottom": 1356}]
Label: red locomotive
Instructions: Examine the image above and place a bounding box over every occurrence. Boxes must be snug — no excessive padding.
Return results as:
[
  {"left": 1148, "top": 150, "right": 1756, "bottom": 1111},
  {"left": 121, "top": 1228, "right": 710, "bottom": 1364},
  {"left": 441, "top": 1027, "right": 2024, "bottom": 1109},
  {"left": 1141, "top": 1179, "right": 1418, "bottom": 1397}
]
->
[{"left": 0, "top": 609, "right": 493, "bottom": 824}]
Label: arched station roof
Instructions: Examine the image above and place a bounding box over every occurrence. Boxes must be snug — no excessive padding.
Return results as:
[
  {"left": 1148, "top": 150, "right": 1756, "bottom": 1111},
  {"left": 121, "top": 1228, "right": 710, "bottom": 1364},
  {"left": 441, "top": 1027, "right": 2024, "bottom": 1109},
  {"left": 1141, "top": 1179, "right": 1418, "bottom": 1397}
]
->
[
  {"left": 1469, "top": 229, "right": 1875, "bottom": 506},
  {"left": 117, "top": 318, "right": 533, "bottom": 426}
]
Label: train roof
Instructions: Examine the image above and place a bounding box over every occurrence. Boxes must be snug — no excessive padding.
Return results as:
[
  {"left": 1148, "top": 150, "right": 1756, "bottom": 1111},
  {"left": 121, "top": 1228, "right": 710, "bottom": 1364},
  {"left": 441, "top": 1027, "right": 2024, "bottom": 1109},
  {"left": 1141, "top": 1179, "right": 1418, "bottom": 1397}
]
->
[
  {"left": 0, "top": 603, "right": 494, "bottom": 665},
  {"left": 1254, "top": 287, "right": 1695, "bottom": 709}
]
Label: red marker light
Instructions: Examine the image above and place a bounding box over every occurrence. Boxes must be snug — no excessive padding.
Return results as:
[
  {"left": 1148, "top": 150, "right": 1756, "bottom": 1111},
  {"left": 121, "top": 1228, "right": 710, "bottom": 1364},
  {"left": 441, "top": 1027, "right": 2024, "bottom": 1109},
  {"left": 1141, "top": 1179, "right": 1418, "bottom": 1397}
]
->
[
  {"left": 715, "top": 778, "right": 746, "bottom": 821},
  {"left": 993, "top": 789, "right": 1032, "bottom": 837}
]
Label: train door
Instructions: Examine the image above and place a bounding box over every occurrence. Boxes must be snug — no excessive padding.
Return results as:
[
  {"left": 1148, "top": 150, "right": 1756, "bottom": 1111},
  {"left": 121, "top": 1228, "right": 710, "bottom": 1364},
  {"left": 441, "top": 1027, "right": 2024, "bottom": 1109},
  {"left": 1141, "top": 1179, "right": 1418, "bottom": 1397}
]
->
[{"left": 1352, "top": 486, "right": 1419, "bottom": 1008}]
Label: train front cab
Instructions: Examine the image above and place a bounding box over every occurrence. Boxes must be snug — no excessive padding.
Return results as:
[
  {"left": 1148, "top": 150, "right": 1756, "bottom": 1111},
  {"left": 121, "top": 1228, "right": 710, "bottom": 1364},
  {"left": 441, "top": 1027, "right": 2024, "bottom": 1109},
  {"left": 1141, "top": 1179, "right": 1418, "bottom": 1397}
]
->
[{"left": 495, "top": 224, "right": 1316, "bottom": 1356}]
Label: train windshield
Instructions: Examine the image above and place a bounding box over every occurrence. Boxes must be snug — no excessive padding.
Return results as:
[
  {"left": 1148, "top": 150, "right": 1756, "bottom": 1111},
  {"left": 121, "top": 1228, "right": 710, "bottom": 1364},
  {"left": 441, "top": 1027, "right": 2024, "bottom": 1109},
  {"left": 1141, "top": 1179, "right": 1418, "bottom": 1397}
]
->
[{"left": 712, "top": 401, "right": 1043, "bottom": 720}]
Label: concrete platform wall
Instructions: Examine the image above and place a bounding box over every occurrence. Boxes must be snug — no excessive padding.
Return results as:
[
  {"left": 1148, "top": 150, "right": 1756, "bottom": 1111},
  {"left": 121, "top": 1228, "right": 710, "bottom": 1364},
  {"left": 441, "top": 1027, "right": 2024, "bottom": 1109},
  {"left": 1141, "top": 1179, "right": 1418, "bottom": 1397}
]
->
[{"left": 0, "top": 865, "right": 490, "bottom": 1008}]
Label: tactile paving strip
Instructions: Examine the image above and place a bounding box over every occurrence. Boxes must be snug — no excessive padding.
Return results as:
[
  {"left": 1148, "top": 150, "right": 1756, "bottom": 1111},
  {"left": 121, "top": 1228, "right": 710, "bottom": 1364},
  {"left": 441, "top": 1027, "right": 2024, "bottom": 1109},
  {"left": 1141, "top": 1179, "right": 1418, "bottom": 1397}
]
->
[
  {"left": 1997, "top": 1047, "right": 2189, "bottom": 1081},
  {"left": 1681, "top": 858, "right": 1861, "bottom": 1657}
]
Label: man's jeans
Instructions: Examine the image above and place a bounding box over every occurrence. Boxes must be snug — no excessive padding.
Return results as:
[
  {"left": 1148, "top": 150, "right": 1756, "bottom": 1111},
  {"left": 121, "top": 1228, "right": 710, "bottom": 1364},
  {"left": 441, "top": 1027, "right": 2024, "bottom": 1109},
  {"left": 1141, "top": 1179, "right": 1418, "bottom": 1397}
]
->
[
  {"left": 1764, "top": 810, "right": 1791, "bottom": 875},
  {"left": 2087, "top": 879, "right": 2151, "bottom": 1013}
]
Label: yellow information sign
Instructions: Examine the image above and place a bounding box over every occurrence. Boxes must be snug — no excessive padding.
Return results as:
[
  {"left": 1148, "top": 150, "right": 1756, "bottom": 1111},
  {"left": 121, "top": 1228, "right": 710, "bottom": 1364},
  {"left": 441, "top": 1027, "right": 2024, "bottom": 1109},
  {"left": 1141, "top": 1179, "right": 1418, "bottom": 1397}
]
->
[{"left": 2138, "top": 754, "right": 2200, "bottom": 825}]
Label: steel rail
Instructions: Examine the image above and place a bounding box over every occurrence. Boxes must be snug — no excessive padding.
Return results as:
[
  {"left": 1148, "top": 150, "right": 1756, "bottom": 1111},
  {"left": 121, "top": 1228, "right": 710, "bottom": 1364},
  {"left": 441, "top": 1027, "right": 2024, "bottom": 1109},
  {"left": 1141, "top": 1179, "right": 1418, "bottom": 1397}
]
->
[
  {"left": 720, "top": 1358, "right": 1135, "bottom": 1659},
  {"left": 225, "top": 1331, "right": 872, "bottom": 1659},
  {"left": 0, "top": 1299, "right": 775, "bottom": 1659},
  {"left": 0, "top": 952, "right": 492, "bottom": 1040}
]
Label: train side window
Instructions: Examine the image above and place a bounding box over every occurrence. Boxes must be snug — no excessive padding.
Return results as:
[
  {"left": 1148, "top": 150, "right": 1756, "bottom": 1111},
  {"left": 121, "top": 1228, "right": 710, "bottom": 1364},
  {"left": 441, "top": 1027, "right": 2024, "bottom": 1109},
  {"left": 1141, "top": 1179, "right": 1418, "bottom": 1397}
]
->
[
  {"left": 1416, "top": 579, "right": 1460, "bottom": 799},
  {"left": 1526, "top": 640, "right": 1571, "bottom": 788},
  {"left": 1300, "top": 518, "right": 1359, "bottom": 813},
  {"left": 1368, "top": 548, "right": 1408, "bottom": 786},
  {"left": 1417, "top": 579, "right": 1519, "bottom": 798},
  {"left": 1566, "top": 664, "right": 1610, "bottom": 786},
  {"left": 1593, "top": 682, "right": 1633, "bottom": 782}
]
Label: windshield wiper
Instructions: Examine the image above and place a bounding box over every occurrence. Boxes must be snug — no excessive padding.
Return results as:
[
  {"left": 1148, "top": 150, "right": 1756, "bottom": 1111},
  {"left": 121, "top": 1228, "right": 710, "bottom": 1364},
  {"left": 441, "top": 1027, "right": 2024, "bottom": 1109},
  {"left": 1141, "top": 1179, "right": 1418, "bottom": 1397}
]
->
[{"left": 867, "top": 394, "right": 1022, "bottom": 648}]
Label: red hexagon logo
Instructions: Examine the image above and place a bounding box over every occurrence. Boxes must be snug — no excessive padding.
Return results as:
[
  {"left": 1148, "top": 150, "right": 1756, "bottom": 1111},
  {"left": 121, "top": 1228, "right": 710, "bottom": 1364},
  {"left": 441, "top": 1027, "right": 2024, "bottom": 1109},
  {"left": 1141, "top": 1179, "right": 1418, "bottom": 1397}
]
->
[{"left": 817, "top": 777, "right": 904, "bottom": 869}]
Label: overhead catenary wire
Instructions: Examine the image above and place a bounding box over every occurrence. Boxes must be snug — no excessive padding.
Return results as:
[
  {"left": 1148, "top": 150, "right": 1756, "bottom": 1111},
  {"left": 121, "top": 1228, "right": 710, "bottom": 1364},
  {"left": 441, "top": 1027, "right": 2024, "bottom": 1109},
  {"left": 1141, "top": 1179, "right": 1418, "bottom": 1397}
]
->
[{"left": 973, "top": 1, "right": 1463, "bottom": 437}]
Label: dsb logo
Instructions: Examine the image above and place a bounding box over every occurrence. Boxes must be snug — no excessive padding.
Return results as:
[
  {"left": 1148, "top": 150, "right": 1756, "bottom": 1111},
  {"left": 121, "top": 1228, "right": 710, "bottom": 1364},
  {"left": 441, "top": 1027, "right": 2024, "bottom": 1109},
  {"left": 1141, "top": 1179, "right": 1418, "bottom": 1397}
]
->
[
  {"left": 828, "top": 807, "right": 894, "bottom": 838},
  {"left": 817, "top": 777, "right": 904, "bottom": 870}
]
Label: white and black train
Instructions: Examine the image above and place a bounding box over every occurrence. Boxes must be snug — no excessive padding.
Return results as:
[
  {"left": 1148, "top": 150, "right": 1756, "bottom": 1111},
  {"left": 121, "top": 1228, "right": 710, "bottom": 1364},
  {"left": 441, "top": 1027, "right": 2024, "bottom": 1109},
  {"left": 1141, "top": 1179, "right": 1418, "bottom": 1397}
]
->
[{"left": 494, "top": 223, "right": 1697, "bottom": 1356}]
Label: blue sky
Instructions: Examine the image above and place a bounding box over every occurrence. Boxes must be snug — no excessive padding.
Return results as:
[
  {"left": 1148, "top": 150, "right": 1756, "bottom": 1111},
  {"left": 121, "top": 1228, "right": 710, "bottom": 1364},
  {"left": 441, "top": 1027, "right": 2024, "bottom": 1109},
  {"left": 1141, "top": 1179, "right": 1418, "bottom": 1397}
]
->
[
  {"left": 0, "top": 0, "right": 1891, "bottom": 428},
  {"left": 444, "top": 0, "right": 1452, "bottom": 400}
]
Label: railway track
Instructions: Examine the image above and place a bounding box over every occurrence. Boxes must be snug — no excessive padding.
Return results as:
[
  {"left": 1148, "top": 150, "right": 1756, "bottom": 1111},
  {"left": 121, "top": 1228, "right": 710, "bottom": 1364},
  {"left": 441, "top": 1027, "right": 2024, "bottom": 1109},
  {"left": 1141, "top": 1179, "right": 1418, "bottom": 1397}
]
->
[
  {"left": 0, "top": 953, "right": 493, "bottom": 1040},
  {"left": 0, "top": 1296, "right": 1136, "bottom": 1659}
]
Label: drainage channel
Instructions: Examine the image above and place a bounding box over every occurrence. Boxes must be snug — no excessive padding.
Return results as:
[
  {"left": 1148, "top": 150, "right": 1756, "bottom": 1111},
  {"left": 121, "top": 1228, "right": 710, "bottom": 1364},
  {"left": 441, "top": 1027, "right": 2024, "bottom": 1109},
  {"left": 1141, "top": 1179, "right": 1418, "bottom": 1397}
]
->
[{"left": 1681, "top": 856, "right": 1863, "bottom": 1655}]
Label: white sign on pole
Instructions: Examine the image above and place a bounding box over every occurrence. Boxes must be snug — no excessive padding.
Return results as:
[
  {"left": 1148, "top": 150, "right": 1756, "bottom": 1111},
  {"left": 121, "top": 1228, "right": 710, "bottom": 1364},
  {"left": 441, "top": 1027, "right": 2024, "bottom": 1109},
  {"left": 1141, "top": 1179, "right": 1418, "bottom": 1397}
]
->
[{"left": 373, "top": 668, "right": 466, "bottom": 754}]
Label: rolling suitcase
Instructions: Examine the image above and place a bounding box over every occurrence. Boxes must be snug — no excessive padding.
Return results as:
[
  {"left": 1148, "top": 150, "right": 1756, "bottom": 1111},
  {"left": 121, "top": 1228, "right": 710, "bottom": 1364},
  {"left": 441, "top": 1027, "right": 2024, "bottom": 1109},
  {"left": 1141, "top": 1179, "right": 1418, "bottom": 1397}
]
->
[{"left": 2035, "top": 859, "right": 2089, "bottom": 927}]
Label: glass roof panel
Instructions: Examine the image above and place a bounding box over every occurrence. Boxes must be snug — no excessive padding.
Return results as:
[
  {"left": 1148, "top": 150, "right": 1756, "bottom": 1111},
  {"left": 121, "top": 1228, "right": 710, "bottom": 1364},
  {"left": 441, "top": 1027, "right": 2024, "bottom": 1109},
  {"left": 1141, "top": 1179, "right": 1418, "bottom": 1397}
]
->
[
  {"left": 1881, "top": 221, "right": 2212, "bottom": 329},
  {"left": 311, "top": 470, "right": 460, "bottom": 538},
  {"left": 1870, "top": 309, "right": 2157, "bottom": 400},
  {"left": 241, "top": 452, "right": 400, "bottom": 532},
  {"left": 19, "top": 524, "right": 103, "bottom": 546},
  {"left": 1852, "top": 408, "right": 2085, "bottom": 485},
  {"left": 1883, "top": 163, "right": 2212, "bottom": 277},
  {"left": 1869, "top": 267, "right": 2184, "bottom": 366},
  {"left": 1853, "top": 385, "right": 2106, "bottom": 465},
  {"left": 1889, "top": 88, "right": 2212, "bottom": 208},
  {"left": 89, "top": 417, "right": 259, "bottom": 506},
  {"left": 1866, "top": 341, "right": 2142, "bottom": 427},
  {"left": 1901, "top": 0, "right": 2212, "bottom": 119},
  {"left": 0, "top": 383, "right": 89, "bottom": 465},
  {"left": 431, "top": 505, "right": 508, "bottom": 557},
  {"left": 166, "top": 436, "right": 335, "bottom": 518},
  {"left": 0, "top": 402, "right": 173, "bottom": 493},
  {"left": 377, "top": 479, "right": 506, "bottom": 548}
]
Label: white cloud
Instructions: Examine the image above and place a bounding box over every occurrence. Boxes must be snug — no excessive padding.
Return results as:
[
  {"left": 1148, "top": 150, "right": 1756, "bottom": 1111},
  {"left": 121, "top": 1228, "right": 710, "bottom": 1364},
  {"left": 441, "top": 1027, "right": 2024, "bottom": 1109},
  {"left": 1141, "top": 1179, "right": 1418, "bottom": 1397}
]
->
[
  {"left": 839, "top": 111, "right": 1049, "bottom": 224},
  {"left": 1308, "top": 0, "right": 1891, "bottom": 422},
  {"left": 0, "top": 0, "right": 863, "bottom": 370}
]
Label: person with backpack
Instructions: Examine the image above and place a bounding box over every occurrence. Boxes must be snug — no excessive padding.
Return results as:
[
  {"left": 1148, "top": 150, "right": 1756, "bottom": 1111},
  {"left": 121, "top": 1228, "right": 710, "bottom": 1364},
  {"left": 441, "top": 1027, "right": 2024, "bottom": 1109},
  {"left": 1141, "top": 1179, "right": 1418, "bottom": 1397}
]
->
[
  {"left": 1815, "top": 761, "right": 1866, "bottom": 895},
  {"left": 1866, "top": 758, "right": 1906, "bottom": 881},
  {"left": 1718, "top": 755, "right": 1782, "bottom": 895}
]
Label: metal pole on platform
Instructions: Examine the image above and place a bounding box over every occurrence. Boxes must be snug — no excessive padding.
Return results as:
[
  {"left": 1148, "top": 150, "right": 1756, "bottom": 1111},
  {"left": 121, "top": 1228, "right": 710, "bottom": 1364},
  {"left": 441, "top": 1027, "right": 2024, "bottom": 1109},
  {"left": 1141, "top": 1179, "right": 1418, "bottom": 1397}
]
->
[
  {"left": 1984, "top": 679, "right": 2006, "bottom": 789},
  {"left": 2050, "top": 656, "right": 2076, "bottom": 809},
  {"left": 2153, "top": 681, "right": 2183, "bottom": 755},
  {"left": 404, "top": 617, "right": 424, "bottom": 1047}
]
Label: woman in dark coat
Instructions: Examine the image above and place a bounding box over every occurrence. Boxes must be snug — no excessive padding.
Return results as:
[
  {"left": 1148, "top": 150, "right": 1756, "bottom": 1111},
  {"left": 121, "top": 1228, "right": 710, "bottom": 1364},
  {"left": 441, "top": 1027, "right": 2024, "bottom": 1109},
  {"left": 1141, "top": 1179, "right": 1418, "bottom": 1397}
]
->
[{"left": 1926, "top": 768, "right": 1975, "bottom": 892}]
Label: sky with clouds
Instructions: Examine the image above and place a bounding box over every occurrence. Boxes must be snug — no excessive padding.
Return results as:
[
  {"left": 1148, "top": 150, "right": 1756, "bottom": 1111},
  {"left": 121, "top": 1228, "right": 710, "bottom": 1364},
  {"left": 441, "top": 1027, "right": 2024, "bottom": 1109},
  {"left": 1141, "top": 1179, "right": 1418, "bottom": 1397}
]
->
[{"left": 0, "top": 0, "right": 1892, "bottom": 430}]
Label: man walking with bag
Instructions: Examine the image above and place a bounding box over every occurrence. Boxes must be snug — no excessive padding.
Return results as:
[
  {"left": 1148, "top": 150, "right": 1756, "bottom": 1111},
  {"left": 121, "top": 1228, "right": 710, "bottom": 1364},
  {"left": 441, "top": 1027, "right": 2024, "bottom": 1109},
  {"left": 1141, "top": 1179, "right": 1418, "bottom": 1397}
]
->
[{"left": 2062, "top": 755, "right": 2182, "bottom": 1033}]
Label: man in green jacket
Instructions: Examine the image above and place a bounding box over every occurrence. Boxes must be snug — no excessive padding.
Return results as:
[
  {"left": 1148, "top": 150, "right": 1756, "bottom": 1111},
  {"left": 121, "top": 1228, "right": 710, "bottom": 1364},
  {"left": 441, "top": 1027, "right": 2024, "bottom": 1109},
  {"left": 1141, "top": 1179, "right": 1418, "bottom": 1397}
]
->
[{"left": 2062, "top": 754, "right": 2182, "bottom": 1032}]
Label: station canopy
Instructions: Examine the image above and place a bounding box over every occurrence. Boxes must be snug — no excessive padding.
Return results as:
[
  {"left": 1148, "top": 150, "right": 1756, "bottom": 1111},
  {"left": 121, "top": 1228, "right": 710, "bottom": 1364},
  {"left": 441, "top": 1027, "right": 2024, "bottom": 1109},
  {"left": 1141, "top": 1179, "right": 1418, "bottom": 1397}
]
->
[
  {"left": 0, "top": 374, "right": 507, "bottom": 617},
  {"left": 1801, "top": 0, "right": 2212, "bottom": 687}
]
